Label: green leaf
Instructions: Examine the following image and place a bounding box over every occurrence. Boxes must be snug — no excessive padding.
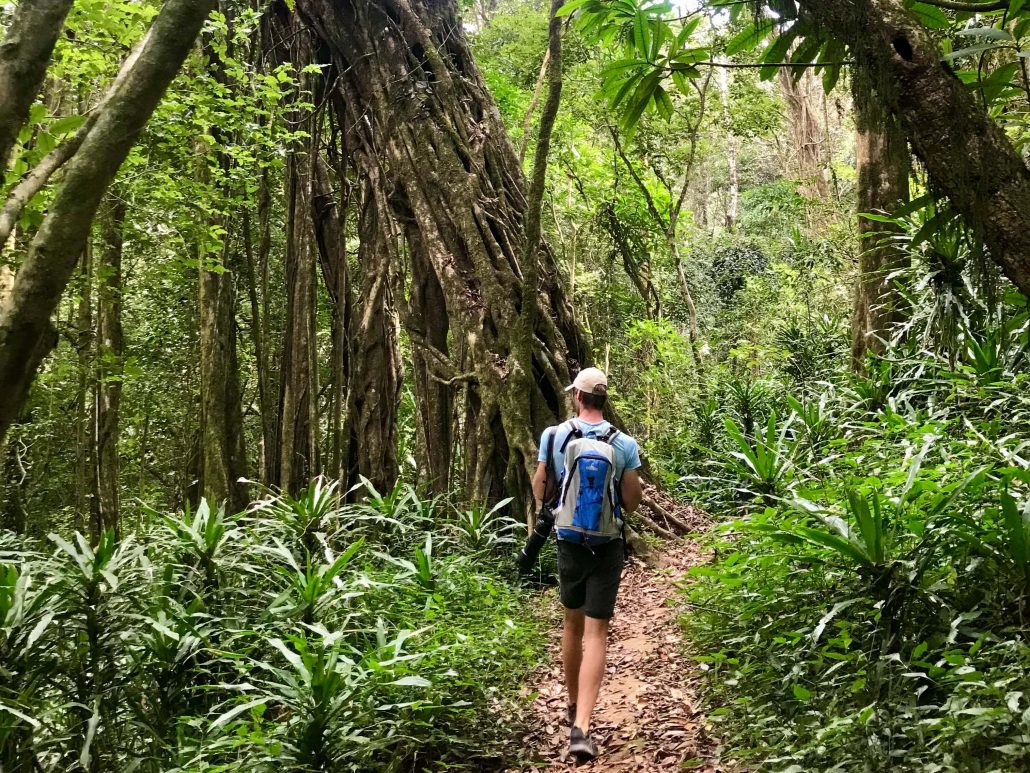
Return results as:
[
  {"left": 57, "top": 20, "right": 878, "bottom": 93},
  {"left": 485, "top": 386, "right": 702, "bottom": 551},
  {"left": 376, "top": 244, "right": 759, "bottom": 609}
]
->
[
  {"left": 792, "top": 684, "right": 812, "bottom": 700},
  {"left": 633, "top": 11, "right": 651, "bottom": 58},
  {"left": 726, "top": 19, "right": 776, "bottom": 56},
  {"left": 557, "top": 0, "right": 592, "bottom": 16},
  {"left": 28, "top": 104, "right": 47, "bottom": 125},
  {"left": 654, "top": 85, "right": 674, "bottom": 120},
  {"left": 909, "top": 2, "right": 951, "bottom": 28},
  {"left": 390, "top": 675, "right": 432, "bottom": 687},
  {"left": 622, "top": 70, "right": 662, "bottom": 133},
  {"left": 955, "top": 26, "right": 1013, "bottom": 41},
  {"left": 211, "top": 698, "right": 267, "bottom": 730},
  {"left": 759, "top": 27, "right": 799, "bottom": 81},
  {"left": 49, "top": 115, "right": 86, "bottom": 136}
]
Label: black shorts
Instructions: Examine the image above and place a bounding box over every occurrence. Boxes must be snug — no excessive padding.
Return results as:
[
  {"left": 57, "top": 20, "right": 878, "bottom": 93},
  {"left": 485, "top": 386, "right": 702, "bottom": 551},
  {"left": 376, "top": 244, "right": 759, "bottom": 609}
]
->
[{"left": 557, "top": 539, "right": 625, "bottom": 619}]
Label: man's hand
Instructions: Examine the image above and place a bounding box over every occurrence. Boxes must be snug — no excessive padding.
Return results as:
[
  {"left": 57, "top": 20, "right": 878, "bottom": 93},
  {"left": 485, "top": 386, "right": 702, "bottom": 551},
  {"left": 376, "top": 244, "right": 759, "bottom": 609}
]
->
[{"left": 620, "top": 469, "right": 643, "bottom": 513}]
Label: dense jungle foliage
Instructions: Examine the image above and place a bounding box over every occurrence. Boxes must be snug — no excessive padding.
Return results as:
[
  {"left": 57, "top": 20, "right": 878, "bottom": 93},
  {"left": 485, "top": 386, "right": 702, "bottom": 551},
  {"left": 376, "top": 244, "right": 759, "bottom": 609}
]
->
[{"left": 3, "top": 0, "right": 1030, "bottom": 769}]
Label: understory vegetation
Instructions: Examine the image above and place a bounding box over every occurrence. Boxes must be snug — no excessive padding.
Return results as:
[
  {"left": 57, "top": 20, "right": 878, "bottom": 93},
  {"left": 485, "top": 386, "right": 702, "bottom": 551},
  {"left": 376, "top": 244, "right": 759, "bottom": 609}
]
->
[
  {"left": 1, "top": 483, "right": 539, "bottom": 771},
  {"left": 681, "top": 237, "right": 1030, "bottom": 769}
]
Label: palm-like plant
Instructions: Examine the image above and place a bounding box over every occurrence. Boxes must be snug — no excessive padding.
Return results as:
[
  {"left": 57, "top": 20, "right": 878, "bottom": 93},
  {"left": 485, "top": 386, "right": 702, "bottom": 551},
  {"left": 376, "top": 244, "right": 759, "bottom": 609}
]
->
[
  {"left": 1, "top": 561, "right": 58, "bottom": 770},
  {"left": 446, "top": 498, "right": 516, "bottom": 555},
  {"left": 723, "top": 411, "right": 796, "bottom": 499},
  {"left": 266, "top": 539, "right": 365, "bottom": 625}
]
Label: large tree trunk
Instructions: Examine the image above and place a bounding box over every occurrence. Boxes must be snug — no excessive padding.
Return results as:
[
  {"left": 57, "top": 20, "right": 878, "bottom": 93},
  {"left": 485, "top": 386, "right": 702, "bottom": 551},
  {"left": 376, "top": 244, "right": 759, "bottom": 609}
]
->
[
  {"left": 0, "top": 0, "right": 75, "bottom": 174},
  {"left": 297, "top": 0, "right": 587, "bottom": 513},
  {"left": 198, "top": 227, "right": 248, "bottom": 513},
  {"left": 94, "top": 193, "right": 126, "bottom": 535},
  {"left": 346, "top": 180, "right": 403, "bottom": 497},
  {"left": 0, "top": 0, "right": 217, "bottom": 447},
  {"left": 797, "top": 0, "right": 1030, "bottom": 296},
  {"left": 851, "top": 94, "right": 910, "bottom": 368},
  {"left": 778, "top": 68, "right": 829, "bottom": 201}
]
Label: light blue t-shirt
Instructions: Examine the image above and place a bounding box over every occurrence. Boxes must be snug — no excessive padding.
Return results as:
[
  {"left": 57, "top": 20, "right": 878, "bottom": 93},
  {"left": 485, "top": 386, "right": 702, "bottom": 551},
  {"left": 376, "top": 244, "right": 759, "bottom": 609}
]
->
[{"left": 537, "top": 418, "right": 641, "bottom": 482}]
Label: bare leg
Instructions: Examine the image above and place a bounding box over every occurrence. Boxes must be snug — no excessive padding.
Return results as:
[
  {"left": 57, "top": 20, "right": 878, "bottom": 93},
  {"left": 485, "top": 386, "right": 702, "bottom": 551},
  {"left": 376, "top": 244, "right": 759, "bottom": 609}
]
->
[
  {"left": 562, "top": 607, "right": 585, "bottom": 707},
  {"left": 573, "top": 615, "right": 610, "bottom": 733}
]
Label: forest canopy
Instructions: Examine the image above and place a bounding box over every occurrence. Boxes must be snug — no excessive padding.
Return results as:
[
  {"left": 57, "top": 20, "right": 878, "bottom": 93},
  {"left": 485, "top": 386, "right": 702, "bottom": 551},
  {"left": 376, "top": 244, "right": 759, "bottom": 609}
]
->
[{"left": 2, "top": 0, "right": 1030, "bottom": 768}]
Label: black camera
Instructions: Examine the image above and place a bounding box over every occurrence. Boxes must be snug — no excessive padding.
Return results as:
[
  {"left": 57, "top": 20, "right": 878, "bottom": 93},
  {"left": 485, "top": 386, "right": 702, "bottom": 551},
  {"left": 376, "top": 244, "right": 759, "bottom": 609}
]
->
[{"left": 515, "top": 506, "right": 555, "bottom": 572}]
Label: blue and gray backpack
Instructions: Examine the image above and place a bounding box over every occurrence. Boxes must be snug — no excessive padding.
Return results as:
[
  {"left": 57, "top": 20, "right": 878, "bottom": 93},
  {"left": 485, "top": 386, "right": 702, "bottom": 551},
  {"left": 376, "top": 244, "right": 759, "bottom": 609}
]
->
[{"left": 548, "top": 420, "right": 624, "bottom": 545}]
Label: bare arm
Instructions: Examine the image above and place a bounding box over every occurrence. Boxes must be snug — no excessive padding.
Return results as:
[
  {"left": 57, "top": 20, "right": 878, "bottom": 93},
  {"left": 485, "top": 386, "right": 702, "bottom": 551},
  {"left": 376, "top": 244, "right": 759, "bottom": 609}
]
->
[
  {"left": 620, "top": 469, "right": 643, "bottom": 513},
  {"left": 532, "top": 461, "right": 548, "bottom": 510}
]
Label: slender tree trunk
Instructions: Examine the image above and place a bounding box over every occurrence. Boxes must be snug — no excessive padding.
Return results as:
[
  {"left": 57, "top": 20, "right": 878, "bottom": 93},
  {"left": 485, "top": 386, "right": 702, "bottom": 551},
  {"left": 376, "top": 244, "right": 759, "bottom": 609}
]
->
[
  {"left": 277, "top": 127, "right": 320, "bottom": 493},
  {"left": 311, "top": 152, "right": 351, "bottom": 487},
  {"left": 519, "top": 49, "right": 551, "bottom": 164},
  {"left": 266, "top": 7, "right": 322, "bottom": 494},
  {"left": 94, "top": 193, "right": 126, "bottom": 536},
  {"left": 75, "top": 247, "right": 98, "bottom": 537},
  {"left": 256, "top": 166, "right": 276, "bottom": 483},
  {"left": 346, "top": 180, "right": 403, "bottom": 496},
  {"left": 0, "top": 0, "right": 217, "bottom": 447},
  {"left": 598, "top": 203, "right": 661, "bottom": 319},
  {"left": 197, "top": 13, "right": 248, "bottom": 513},
  {"left": 0, "top": 0, "right": 75, "bottom": 174},
  {"left": 797, "top": 0, "right": 1030, "bottom": 296},
  {"left": 718, "top": 62, "right": 738, "bottom": 230},
  {"left": 851, "top": 94, "right": 911, "bottom": 368},
  {"left": 297, "top": 0, "right": 587, "bottom": 512}
]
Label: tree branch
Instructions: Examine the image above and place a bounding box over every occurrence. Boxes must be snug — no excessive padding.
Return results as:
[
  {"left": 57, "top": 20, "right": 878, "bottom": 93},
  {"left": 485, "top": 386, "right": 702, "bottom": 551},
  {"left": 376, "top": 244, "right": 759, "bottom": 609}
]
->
[
  {"left": 0, "top": 0, "right": 75, "bottom": 175},
  {"left": 915, "top": 0, "right": 1006, "bottom": 10},
  {"left": 0, "top": 116, "right": 95, "bottom": 248}
]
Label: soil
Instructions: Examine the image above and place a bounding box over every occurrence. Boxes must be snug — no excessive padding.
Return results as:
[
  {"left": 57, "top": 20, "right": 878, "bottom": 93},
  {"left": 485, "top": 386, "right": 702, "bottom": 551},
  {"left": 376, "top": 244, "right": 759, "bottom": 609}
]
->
[{"left": 506, "top": 541, "right": 726, "bottom": 772}]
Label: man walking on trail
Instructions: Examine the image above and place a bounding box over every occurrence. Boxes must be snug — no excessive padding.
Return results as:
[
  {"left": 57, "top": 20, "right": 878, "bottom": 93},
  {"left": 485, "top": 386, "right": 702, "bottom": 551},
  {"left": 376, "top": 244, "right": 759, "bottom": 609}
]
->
[{"left": 531, "top": 367, "right": 643, "bottom": 761}]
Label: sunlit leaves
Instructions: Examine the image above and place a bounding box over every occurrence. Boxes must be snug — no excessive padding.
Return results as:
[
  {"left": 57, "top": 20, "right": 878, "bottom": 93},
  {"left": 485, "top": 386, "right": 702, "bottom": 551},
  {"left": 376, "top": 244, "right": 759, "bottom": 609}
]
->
[{"left": 560, "top": 0, "right": 706, "bottom": 132}]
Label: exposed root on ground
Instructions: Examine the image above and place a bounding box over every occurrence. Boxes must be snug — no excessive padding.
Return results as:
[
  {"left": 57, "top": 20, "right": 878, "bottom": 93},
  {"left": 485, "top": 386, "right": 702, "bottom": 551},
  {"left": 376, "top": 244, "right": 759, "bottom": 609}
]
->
[
  {"left": 507, "top": 541, "right": 725, "bottom": 772},
  {"left": 640, "top": 483, "right": 709, "bottom": 535}
]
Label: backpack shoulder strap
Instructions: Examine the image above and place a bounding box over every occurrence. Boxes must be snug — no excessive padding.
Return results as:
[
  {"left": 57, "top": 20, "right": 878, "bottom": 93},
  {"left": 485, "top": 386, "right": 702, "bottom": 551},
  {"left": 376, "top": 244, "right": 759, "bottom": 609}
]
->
[
  {"left": 600, "top": 426, "right": 620, "bottom": 445},
  {"left": 558, "top": 419, "right": 582, "bottom": 454},
  {"left": 543, "top": 426, "right": 559, "bottom": 504}
]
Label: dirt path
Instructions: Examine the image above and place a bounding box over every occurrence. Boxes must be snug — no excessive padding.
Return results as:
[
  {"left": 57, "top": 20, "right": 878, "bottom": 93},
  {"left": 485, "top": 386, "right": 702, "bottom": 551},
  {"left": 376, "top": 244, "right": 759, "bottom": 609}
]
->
[{"left": 508, "top": 542, "right": 722, "bottom": 772}]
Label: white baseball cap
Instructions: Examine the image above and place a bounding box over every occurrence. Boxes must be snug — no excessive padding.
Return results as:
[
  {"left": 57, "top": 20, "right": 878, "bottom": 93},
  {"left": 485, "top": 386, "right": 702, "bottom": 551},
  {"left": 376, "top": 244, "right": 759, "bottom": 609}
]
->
[{"left": 565, "top": 367, "right": 608, "bottom": 396}]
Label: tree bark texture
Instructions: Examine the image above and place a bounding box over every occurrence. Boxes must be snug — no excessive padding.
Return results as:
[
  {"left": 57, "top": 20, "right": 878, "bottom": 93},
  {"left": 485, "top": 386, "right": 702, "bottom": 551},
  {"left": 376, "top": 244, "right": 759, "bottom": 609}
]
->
[
  {"left": 778, "top": 68, "right": 829, "bottom": 200},
  {"left": 0, "top": 0, "right": 75, "bottom": 174},
  {"left": 75, "top": 246, "right": 98, "bottom": 537},
  {"left": 851, "top": 94, "right": 910, "bottom": 368},
  {"left": 94, "top": 194, "right": 126, "bottom": 535},
  {"left": 311, "top": 153, "right": 351, "bottom": 487},
  {"left": 0, "top": 0, "right": 217, "bottom": 447},
  {"left": 277, "top": 124, "right": 321, "bottom": 494},
  {"left": 346, "top": 181, "right": 403, "bottom": 497},
  {"left": 296, "top": 0, "right": 588, "bottom": 512},
  {"left": 198, "top": 229, "right": 248, "bottom": 514},
  {"left": 407, "top": 232, "right": 453, "bottom": 494},
  {"left": 797, "top": 0, "right": 1030, "bottom": 297}
]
